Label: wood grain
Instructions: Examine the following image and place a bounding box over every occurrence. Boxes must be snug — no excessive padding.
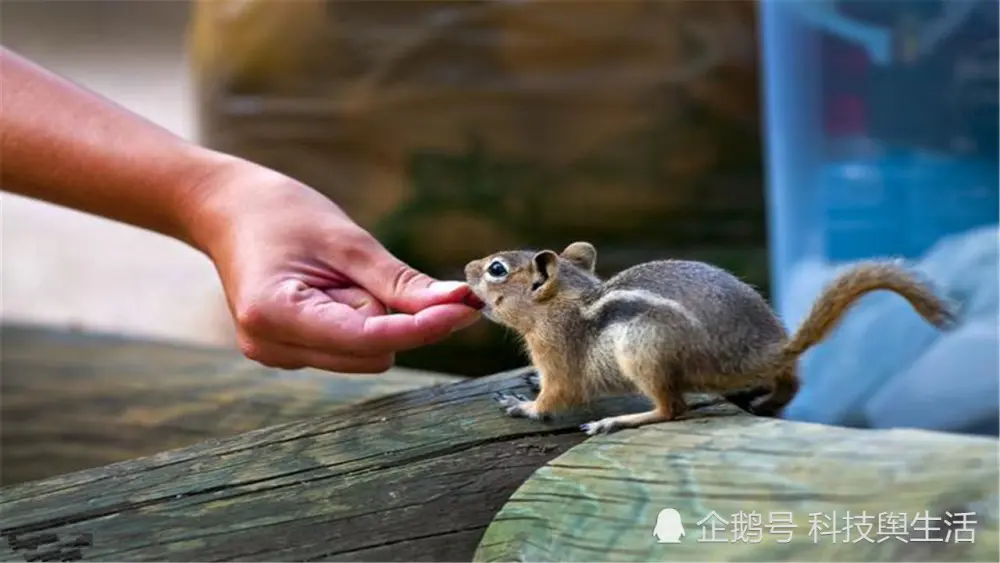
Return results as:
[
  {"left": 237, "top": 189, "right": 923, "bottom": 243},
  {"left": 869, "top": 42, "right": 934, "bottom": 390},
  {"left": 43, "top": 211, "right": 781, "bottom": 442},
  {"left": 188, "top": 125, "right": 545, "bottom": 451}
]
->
[
  {"left": 475, "top": 406, "right": 1000, "bottom": 562},
  {"left": 9, "top": 325, "right": 986, "bottom": 562},
  {"left": 0, "top": 366, "right": 627, "bottom": 561},
  {"left": 1, "top": 323, "right": 466, "bottom": 485}
]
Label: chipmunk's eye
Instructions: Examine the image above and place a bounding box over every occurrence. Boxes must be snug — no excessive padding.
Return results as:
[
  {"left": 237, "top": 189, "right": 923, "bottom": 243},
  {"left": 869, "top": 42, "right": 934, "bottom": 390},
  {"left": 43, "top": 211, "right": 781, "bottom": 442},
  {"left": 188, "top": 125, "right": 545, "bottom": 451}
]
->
[{"left": 485, "top": 259, "right": 508, "bottom": 280}]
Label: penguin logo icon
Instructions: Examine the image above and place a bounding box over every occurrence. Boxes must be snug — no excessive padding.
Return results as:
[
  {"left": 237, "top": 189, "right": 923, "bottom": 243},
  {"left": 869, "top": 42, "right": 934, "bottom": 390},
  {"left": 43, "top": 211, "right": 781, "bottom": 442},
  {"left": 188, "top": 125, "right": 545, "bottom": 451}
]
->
[{"left": 653, "top": 508, "right": 686, "bottom": 543}]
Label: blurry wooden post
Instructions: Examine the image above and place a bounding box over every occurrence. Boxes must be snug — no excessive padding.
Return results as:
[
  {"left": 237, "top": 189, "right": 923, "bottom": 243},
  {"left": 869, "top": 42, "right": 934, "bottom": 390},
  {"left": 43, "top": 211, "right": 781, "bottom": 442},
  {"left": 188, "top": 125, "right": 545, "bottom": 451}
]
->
[{"left": 2, "top": 359, "right": 997, "bottom": 562}]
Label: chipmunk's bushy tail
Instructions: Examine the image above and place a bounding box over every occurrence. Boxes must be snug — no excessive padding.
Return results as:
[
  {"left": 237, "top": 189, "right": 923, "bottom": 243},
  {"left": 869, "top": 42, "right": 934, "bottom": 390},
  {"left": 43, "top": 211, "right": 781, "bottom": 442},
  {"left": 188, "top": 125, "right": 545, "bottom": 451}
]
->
[
  {"left": 749, "top": 260, "right": 956, "bottom": 416},
  {"left": 781, "top": 260, "right": 954, "bottom": 359}
]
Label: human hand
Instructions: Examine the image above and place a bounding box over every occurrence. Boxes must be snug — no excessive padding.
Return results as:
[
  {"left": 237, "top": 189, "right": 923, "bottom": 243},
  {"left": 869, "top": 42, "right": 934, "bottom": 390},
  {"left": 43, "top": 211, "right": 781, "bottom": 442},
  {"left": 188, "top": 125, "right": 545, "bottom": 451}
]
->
[
  {"left": 0, "top": 47, "right": 478, "bottom": 371},
  {"left": 188, "top": 160, "right": 483, "bottom": 373}
]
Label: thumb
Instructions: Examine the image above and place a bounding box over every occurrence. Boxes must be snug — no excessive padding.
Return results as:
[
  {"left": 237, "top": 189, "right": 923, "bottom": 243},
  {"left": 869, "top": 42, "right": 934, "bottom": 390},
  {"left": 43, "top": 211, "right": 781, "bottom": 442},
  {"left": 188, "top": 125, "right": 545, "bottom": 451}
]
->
[
  {"left": 380, "top": 263, "right": 476, "bottom": 313},
  {"left": 345, "top": 235, "right": 480, "bottom": 314}
]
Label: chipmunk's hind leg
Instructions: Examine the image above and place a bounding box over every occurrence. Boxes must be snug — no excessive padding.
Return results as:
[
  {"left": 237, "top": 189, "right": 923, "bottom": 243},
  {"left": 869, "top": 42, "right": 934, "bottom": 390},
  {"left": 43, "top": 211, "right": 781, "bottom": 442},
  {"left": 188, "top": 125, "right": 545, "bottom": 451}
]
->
[
  {"left": 524, "top": 371, "right": 542, "bottom": 393},
  {"left": 749, "top": 365, "right": 799, "bottom": 417},
  {"left": 580, "top": 407, "right": 676, "bottom": 435},
  {"left": 580, "top": 339, "right": 686, "bottom": 435}
]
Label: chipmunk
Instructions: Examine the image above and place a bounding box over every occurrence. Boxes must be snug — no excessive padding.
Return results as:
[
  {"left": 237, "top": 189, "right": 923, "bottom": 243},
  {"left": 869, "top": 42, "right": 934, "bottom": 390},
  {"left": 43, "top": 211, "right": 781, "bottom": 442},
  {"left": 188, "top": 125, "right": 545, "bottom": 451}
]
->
[{"left": 464, "top": 241, "right": 955, "bottom": 435}]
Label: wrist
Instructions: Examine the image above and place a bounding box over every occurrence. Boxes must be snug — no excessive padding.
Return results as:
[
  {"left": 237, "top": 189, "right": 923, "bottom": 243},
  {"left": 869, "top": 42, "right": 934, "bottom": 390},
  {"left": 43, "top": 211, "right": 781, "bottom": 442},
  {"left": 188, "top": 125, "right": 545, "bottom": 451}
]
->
[
  {"left": 171, "top": 148, "right": 260, "bottom": 258},
  {"left": 174, "top": 149, "right": 346, "bottom": 262}
]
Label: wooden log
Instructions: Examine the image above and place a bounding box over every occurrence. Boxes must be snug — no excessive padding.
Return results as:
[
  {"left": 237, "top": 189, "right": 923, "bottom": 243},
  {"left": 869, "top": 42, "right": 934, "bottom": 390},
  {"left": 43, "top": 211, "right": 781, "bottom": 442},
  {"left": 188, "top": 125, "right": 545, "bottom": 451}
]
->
[
  {"left": 0, "top": 366, "right": 624, "bottom": 561},
  {"left": 6, "top": 352, "right": 993, "bottom": 562},
  {"left": 0, "top": 323, "right": 466, "bottom": 485},
  {"left": 475, "top": 407, "right": 1000, "bottom": 562},
  {"left": 0, "top": 364, "right": 731, "bottom": 561}
]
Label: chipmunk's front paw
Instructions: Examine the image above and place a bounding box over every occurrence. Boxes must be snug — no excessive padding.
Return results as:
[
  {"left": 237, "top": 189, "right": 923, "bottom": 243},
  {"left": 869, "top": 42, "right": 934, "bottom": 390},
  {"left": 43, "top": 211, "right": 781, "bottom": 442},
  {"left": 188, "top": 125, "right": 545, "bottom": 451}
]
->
[{"left": 492, "top": 392, "right": 549, "bottom": 421}]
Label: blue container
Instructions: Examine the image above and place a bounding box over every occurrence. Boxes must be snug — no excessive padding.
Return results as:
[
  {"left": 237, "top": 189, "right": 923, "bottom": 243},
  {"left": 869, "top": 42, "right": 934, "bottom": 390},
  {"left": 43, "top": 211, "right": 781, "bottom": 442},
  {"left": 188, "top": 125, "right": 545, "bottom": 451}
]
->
[{"left": 758, "top": 0, "right": 999, "bottom": 434}]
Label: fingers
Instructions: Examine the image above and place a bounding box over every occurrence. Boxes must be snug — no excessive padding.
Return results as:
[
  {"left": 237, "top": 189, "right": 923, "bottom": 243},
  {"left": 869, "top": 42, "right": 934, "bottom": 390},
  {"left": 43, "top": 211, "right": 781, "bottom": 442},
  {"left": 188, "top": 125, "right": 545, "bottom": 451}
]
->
[
  {"left": 358, "top": 303, "right": 481, "bottom": 347},
  {"left": 320, "top": 286, "right": 480, "bottom": 352},
  {"left": 324, "top": 286, "right": 388, "bottom": 317},
  {"left": 294, "top": 302, "right": 478, "bottom": 356},
  {"left": 339, "top": 234, "right": 478, "bottom": 313},
  {"left": 237, "top": 335, "right": 395, "bottom": 374},
  {"left": 236, "top": 281, "right": 480, "bottom": 358}
]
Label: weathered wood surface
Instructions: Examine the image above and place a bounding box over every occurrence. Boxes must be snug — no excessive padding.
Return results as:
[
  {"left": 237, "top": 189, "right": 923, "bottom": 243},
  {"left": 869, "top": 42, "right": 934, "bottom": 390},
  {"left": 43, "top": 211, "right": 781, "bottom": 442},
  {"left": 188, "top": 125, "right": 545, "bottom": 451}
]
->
[
  {"left": 0, "top": 323, "right": 466, "bottom": 485},
  {"left": 5, "top": 342, "right": 995, "bottom": 563},
  {"left": 475, "top": 405, "right": 1000, "bottom": 562},
  {"left": 0, "top": 366, "right": 625, "bottom": 561}
]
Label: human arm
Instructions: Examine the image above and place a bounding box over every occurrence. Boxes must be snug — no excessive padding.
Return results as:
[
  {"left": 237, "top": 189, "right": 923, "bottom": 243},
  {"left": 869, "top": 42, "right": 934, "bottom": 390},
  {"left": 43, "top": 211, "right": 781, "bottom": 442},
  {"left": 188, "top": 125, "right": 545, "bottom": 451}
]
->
[
  {"left": 0, "top": 47, "right": 227, "bottom": 247},
  {"left": 0, "top": 47, "right": 481, "bottom": 372}
]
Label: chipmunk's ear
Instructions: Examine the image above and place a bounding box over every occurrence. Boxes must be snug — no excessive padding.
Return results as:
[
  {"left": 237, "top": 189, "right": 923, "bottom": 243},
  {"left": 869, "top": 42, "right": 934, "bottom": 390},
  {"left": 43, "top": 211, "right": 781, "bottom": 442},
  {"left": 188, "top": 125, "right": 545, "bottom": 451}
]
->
[
  {"left": 530, "top": 250, "right": 559, "bottom": 299},
  {"left": 561, "top": 241, "right": 596, "bottom": 273}
]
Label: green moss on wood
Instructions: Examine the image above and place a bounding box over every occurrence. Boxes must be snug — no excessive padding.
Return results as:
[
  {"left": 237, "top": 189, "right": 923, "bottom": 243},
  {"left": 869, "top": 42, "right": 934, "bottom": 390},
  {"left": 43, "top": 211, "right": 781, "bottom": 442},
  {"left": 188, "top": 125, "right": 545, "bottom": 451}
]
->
[{"left": 475, "top": 412, "right": 1000, "bottom": 562}]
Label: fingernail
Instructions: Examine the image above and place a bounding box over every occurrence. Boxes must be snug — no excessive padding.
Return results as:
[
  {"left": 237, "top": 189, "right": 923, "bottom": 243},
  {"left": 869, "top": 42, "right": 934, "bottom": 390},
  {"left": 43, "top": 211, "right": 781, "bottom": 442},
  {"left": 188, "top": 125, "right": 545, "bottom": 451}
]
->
[
  {"left": 451, "top": 312, "right": 482, "bottom": 333},
  {"left": 430, "top": 281, "right": 468, "bottom": 294}
]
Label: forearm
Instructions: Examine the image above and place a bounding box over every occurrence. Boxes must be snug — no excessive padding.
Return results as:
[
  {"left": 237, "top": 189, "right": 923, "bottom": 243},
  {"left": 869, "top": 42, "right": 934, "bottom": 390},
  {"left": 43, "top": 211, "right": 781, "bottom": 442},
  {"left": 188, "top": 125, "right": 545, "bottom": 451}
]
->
[{"left": 0, "top": 47, "right": 239, "bottom": 250}]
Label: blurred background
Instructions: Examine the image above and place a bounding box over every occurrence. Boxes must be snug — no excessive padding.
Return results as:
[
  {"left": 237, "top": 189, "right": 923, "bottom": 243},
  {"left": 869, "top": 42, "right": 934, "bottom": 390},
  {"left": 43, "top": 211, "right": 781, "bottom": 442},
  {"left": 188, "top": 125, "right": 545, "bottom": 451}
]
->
[
  {"left": 2, "top": 0, "right": 234, "bottom": 347},
  {"left": 1, "top": 0, "right": 997, "bottom": 482},
  {"left": 2, "top": 0, "right": 770, "bottom": 376}
]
